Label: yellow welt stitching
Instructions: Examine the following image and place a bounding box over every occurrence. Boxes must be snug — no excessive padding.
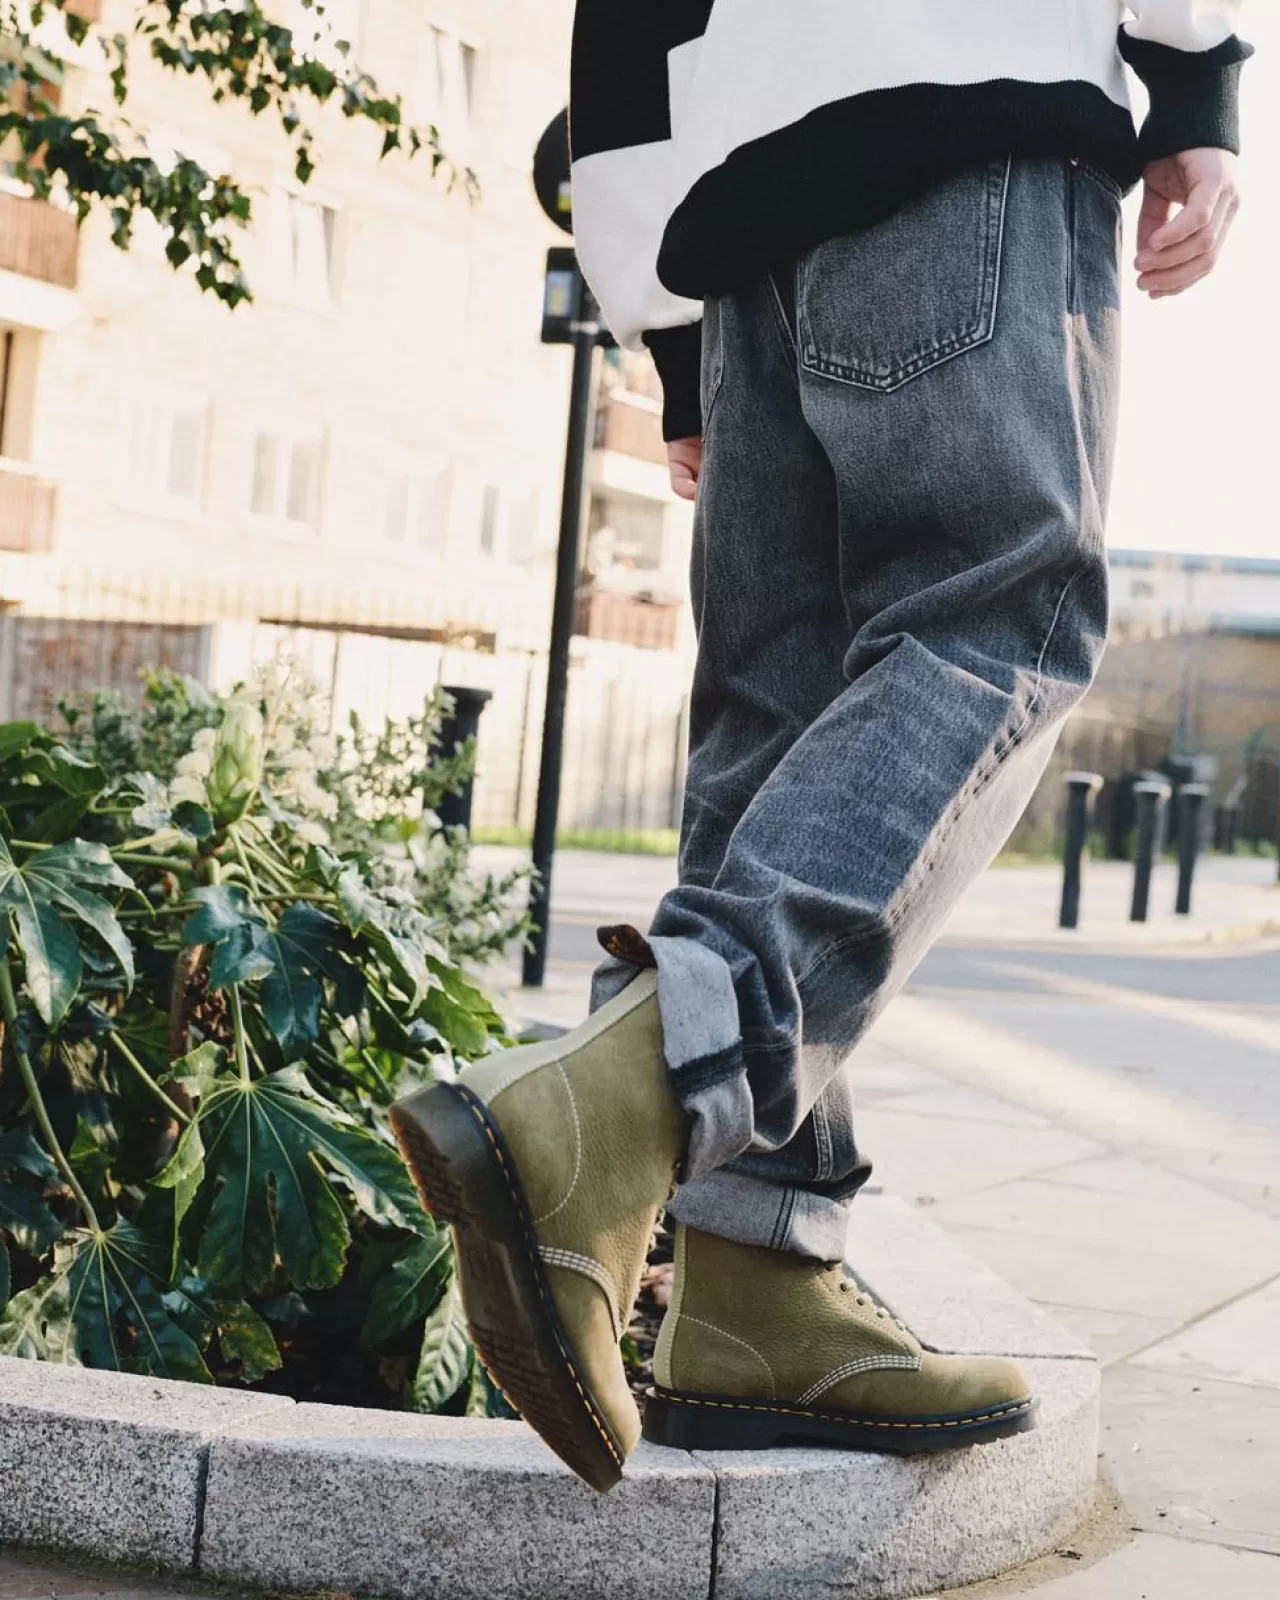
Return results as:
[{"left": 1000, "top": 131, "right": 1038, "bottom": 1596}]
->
[
  {"left": 463, "top": 1095, "right": 624, "bottom": 1467},
  {"left": 656, "top": 1393, "right": 1034, "bottom": 1430}
]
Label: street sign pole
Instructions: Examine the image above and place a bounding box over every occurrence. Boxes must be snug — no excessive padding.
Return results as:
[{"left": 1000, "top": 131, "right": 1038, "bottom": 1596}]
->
[{"left": 523, "top": 278, "right": 600, "bottom": 988}]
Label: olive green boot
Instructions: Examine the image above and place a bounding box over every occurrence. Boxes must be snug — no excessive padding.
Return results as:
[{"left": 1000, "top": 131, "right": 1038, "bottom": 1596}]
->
[
  {"left": 390, "top": 970, "right": 684, "bottom": 1492},
  {"left": 644, "top": 1224, "right": 1037, "bottom": 1453}
]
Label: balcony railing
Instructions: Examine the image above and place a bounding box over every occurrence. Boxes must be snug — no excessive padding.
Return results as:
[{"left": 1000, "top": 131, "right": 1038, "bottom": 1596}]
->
[
  {"left": 0, "top": 460, "right": 57, "bottom": 553},
  {"left": 0, "top": 193, "right": 79, "bottom": 291}
]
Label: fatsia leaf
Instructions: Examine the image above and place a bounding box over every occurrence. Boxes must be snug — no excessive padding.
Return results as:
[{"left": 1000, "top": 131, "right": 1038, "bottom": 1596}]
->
[
  {"left": 190, "top": 1065, "right": 429, "bottom": 1297},
  {"left": 0, "top": 1222, "right": 211, "bottom": 1381},
  {"left": 214, "top": 1299, "right": 282, "bottom": 1383},
  {"left": 0, "top": 1127, "right": 58, "bottom": 1180},
  {"left": 410, "top": 1277, "right": 471, "bottom": 1412},
  {"left": 0, "top": 722, "right": 40, "bottom": 766},
  {"left": 0, "top": 1179, "right": 63, "bottom": 1256},
  {"left": 359, "top": 1226, "right": 451, "bottom": 1348},
  {"left": 0, "top": 837, "right": 135, "bottom": 1025},
  {"left": 0, "top": 1241, "right": 9, "bottom": 1311}
]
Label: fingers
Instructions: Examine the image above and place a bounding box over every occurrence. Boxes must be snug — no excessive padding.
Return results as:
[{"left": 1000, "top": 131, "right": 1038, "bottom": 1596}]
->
[
  {"left": 667, "top": 436, "right": 703, "bottom": 502},
  {"left": 669, "top": 464, "right": 699, "bottom": 502},
  {"left": 1147, "top": 179, "right": 1219, "bottom": 253},
  {"left": 1137, "top": 184, "right": 1239, "bottom": 297},
  {"left": 1135, "top": 186, "right": 1175, "bottom": 257}
]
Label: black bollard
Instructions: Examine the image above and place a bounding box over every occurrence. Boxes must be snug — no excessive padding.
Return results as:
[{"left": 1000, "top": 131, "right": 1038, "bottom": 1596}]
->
[
  {"left": 1175, "top": 783, "right": 1211, "bottom": 916},
  {"left": 436, "top": 686, "right": 494, "bottom": 831},
  {"left": 1130, "top": 778, "right": 1171, "bottom": 923},
  {"left": 1059, "top": 771, "right": 1103, "bottom": 930}
]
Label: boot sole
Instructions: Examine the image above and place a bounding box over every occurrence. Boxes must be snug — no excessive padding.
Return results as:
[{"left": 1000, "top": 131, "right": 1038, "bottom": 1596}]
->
[
  {"left": 643, "top": 1388, "right": 1038, "bottom": 1454},
  {"left": 390, "top": 1081, "right": 628, "bottom": 1493}
]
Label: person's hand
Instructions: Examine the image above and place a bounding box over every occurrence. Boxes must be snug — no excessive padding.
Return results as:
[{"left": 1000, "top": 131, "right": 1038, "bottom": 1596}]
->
[
  {"left": 667, "top": 437, "right": 703, "bottom": 502},
  {"left": 1135, "top": 148, "right": 1240, "bottom": 299}
]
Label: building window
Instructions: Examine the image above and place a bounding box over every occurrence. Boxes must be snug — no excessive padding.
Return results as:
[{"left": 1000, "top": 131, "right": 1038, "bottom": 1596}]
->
[
  {"left": 257, "top": 191, "right": 338, "bottom": 307},
  {"left": 384, "top": 463, "right": 452, "bottom": 549},
  {"left": 250, "top": 427, "right": 325, "bottom": 529},
  {"left": 478, "top": 483, "right": 501, "bottom": 557},
  {"left": 417, "top": 22, "right": 481, "bottom": 141},
  {"left": 122, "top": 392, "right": 210, "bottom": 515}
]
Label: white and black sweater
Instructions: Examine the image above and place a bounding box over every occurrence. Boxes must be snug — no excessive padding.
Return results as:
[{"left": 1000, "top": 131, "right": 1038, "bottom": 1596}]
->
[{"left": 569, "top": 2, "right": 1253, "bottom": 440}]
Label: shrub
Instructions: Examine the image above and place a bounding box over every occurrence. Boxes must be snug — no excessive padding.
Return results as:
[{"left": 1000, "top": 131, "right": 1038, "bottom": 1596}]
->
[{"left": 0, "top": 669, "right": 525, "bottom": 1416}]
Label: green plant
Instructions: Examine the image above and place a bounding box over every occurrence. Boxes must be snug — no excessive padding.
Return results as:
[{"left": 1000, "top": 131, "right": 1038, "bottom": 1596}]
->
[
  {"left": 0, "top": 675, "right": 520, "bottom": 1416},
  {"left": 1, "top": 1, "right": 449, "bottom": 307}
]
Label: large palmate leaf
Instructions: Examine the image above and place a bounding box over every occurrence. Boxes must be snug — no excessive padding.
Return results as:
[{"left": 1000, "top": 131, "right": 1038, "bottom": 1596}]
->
[
  {"left": 359, "top": 1225, "right": 452, "bottom": 1348},
  {"left": 166, "top": 1064, "right": 428, "bottom": 1296},
  {"left": 183, "top": 888, "right": 362, "bottom": 1060},
  {"left": 410, "top": 1277, "right": 472, "bottom": 1412},
  {"left": 0, "top": 837, "right": 134, "bottom": 1025},
  {"left": 0, "top": 1127, "right": 63, "bottom": 1257},
  {"left": 0, "top": 733, "right": 107, "bottom": 844},
  {"left": 0, "top": 1221, "right": 210, "bottom": 1381}
]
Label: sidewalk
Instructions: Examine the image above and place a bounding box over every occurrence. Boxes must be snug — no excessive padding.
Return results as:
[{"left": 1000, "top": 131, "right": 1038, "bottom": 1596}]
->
[{"left": 480, "top": 846, "right": 1280, "bottom": 1028}]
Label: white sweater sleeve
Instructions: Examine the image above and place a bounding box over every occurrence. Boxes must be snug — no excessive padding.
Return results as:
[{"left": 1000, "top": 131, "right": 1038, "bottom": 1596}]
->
[{"left": 1123, "top": 3, "right": 1244, "bottom": 54}]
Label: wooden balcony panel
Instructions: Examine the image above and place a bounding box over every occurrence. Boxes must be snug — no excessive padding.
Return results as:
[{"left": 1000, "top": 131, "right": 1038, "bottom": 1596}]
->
[
  {"left": 575, "top": 588, "right": 680, "bottom": 652},
  {"left": 0, "top": 193, "right": 80, "bottom": 291},
  {"left": 0, "top": 464, "right": 57, "bottom": 553},
  {"left": 597, "top": 398, "right": 668, "bottom": 468}
]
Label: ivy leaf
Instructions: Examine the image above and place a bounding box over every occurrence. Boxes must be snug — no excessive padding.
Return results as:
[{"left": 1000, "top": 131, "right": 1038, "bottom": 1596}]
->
[
  {"left": 0, "top": 837, "right": 135, "bottom": 1025},
  {"left": 359, "top": 1226, "right": 451, "bottom": 1348},
  {"left": 0, "top": 1221, "right": 211, "bottom": 1381},
  {"left": 410, "top": 1277, "right": 471, "bottom": 1412},
  {"left": 189, "top": 1065, "right": 429, "bottom": 1296}
]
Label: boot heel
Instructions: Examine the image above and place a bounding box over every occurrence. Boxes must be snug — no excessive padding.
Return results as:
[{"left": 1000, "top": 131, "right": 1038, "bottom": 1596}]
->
[
  {"left": 643, "top": 1391, "right": 789, "bottom": 1451},
  {"left": 390, "top": 1083, "right": 485, "bottom": 1226}
]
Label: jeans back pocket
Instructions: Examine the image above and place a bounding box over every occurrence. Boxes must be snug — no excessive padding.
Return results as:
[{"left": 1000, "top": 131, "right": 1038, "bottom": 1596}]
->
[{"left": 798, "top": 157, "right": 1012, "bottom": 393}]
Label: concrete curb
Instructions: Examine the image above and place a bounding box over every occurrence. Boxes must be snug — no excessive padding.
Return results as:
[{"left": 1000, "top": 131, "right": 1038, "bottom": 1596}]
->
[{"left": 0, "top": 1197, "right": 1098, "bottom": 1599}]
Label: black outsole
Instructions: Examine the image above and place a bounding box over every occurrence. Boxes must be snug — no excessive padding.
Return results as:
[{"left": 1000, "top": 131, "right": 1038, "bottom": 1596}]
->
[
  {"left": 642, "top": 1388, "right": 1039, "bottom": 1454},
  {"left": 390, "top": 1081, "right": 627, "bottom": 1493}
]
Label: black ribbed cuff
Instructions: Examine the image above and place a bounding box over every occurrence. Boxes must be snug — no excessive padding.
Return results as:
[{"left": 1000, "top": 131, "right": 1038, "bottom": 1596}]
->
[
  {"left": 1118, "top": 32, "right": 1254, "bottom": 162},
  {"left": 643, "top": 322, "right": 704, "bottom": 441}
]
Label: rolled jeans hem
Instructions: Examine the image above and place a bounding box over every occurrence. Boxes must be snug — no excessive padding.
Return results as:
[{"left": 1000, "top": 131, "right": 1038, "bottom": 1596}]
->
[{"left": 667, "top": 1171, "right": 855, "bottom": 1261}]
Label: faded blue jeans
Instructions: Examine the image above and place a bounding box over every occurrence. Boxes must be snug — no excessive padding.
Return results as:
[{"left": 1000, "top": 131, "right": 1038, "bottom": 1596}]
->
[{"left": 595, "top": 156, "right": 1120, "bottom": 1260}]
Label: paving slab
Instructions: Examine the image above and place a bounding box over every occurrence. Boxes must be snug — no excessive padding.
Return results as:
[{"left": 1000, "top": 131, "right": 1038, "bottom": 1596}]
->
[
  {"left": 1132, "top": 1276, "right": 1280, "bottom": 1389},
  {"left": 701, "top": 1357, "right": 1099, "bottom": 1600},
  {"left": 930, "top": 1175, "right": 1280, "bottom": 1269},
  {"left": 852, "top": 1196, "right": 1093, "bottom": 1359},
  {"left": 929, "top": 1532, "right": 1280, "bottom": 1599},
  {"left": 1031, "top": 1304, "right": 1172, "bottom": 1366},
  {"left": 200, "top": 1407, "right": 714, "bottom": 1600},
  {"left": 935, "top": 1222, "right": 1276, "bottom": 1323},
  {"left": 854, "top": 1107, "right": 1105, "bottom": 1206},
  {"left": 1100, "top": 1363, "right": 1280, "bottom": 1557},
  {"left": 0, "top": 1358, "right": 293, "bottom": 1571}
]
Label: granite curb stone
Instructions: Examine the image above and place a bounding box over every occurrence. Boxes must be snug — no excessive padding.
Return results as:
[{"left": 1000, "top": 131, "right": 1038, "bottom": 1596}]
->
[
  {"left": 199, "top": 1413, "right": 714, "bottom": 1600},
  {"left": 0, "top": 1356, "right": 294, "bottom": 1568},
  {"left": 0, "top": 1196, "right": 1100, "bottom": 1599},
  {"left": 700, "top": 1357, "right": 1101, "bottom": 1600}
]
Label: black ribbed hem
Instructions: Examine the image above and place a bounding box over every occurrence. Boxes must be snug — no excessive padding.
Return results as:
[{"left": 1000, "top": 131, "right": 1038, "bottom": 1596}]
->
[
  {"left": 1118, "top": 34, "right": 1253, "bottom": 163},
  {"left": 644, "top": 322, "right": 704, "bottom": 442},
  {"left": 657, "top": 78, "right": 1141, "bottom": 301}
]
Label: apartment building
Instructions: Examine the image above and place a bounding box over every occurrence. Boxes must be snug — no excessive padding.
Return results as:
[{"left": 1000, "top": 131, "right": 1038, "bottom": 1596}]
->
[{"left": 0, "top": 0, "right": 692, "bottom": 656}]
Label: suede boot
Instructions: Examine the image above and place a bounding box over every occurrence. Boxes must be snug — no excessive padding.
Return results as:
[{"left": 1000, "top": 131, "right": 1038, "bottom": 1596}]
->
[
  {"left": 644, "top": 1223, "right": 1037, "bottom": 1452},
  {"left": 391, "top": 970, "right": 684, "bottom": 1492}
]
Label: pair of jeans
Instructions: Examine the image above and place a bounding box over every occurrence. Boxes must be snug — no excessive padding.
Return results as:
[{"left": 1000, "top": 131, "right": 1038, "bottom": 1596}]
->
[{"left": 594, "top": 156, "right": 1121, "bottom": 1260}]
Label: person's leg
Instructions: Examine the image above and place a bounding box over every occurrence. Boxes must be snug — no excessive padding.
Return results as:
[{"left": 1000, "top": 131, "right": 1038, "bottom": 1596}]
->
[
  {"left": 393, "top": 154, "right": 1121, "bottom": 1489},
  {"left": 652, "top": 154, "right": 1120, "bottom": 1257}
]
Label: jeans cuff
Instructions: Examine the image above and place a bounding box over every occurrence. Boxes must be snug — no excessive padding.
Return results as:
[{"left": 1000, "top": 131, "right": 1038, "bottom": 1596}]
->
[
  {"left": 592, "top": 930, "right": 751, "bottom": 1181},
  {"left": 667, "top": 1171, "right": 855, "bottom": 1261}
]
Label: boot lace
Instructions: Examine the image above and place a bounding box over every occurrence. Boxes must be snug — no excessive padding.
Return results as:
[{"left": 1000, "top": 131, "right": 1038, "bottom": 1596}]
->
[{"left": 829, "top": 1263, "right": 910, "bottom": 1333}]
